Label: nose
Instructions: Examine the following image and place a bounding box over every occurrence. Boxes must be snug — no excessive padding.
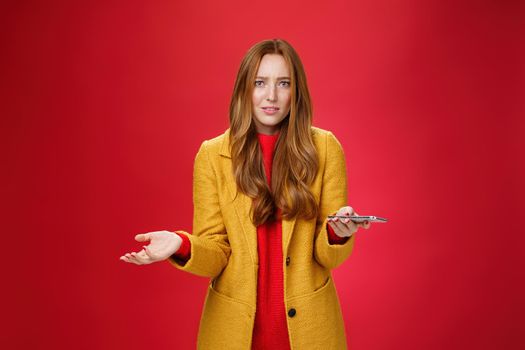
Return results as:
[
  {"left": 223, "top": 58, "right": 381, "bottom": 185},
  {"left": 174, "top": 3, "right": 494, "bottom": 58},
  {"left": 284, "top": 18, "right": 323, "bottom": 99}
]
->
[{"left": 266, "top": 85, "right": 277, "bottom": 102}]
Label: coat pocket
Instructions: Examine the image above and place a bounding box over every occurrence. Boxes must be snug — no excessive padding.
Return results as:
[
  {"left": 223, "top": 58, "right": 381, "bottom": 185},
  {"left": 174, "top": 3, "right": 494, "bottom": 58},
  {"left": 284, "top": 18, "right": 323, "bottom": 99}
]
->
[
  {"left": 197, "top": 284, "right": 255, "bottom": 350},
  {"left": 286, "top": 276, "right": 348, "bottom": 350}
]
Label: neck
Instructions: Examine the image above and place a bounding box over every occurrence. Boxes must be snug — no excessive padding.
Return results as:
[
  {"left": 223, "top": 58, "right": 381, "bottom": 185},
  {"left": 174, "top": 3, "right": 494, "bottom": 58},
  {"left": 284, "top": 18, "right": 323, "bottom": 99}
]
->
[
  {"left": 255, "top": 123, "right": 281, "bottom": 135},
  {"left": 257, "top": 126, "right": 280, "bottom": 136},
  {"left": 258, "top": 131, "right": 280, "bottom": 136}
]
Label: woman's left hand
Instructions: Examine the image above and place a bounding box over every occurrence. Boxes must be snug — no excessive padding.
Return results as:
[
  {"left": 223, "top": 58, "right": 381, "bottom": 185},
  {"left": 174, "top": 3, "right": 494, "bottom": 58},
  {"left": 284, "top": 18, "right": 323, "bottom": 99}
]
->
[{"left": 327, "top": 206, "right": 371, "bottom": 238}]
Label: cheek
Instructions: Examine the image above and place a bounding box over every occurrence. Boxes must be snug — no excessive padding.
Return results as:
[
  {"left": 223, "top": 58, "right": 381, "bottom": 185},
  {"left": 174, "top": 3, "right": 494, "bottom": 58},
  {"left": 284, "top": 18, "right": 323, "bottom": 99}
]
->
[
  {"left": 252, "top": 90, "right": 264, "bottom": 105},
  {"left": 280, "top": 91, "right": 291, "bottom": 108}
]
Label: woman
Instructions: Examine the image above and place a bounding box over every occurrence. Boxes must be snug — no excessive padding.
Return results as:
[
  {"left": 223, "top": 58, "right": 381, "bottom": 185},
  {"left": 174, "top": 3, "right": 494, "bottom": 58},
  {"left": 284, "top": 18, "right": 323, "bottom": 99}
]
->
[{"left": 120, "top": 38, "right": 370, "bottom": 349}]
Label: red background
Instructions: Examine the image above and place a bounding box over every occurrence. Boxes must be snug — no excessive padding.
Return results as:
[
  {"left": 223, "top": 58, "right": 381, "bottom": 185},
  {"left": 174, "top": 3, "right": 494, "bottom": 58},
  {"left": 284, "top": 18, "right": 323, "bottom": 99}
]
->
[{"left": 2, "top": 0, "right": 524, "bottom": 349}]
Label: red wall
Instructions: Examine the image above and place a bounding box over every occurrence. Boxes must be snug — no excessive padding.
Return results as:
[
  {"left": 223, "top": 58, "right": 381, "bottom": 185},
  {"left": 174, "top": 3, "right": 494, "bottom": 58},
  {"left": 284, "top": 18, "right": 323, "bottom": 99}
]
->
[{"left": 2, "top": 1, "right": 524, "bottom": 349}]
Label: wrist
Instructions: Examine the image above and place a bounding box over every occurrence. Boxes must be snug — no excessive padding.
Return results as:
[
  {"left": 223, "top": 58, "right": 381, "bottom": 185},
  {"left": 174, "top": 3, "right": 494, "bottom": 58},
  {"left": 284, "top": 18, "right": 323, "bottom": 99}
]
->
[{"left": 171, "top": 231, "right": 191, "bottom": 261}]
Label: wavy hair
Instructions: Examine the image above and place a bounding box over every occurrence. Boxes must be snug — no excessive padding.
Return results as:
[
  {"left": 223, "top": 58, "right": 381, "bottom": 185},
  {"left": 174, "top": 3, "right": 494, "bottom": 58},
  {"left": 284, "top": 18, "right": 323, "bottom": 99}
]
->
[{"left": 228, "top": 38, "right": 319, "bottom": 226}]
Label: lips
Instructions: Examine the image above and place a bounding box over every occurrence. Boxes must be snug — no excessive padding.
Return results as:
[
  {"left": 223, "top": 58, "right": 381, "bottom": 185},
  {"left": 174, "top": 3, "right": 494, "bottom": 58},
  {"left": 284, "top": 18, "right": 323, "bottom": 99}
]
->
[{"left": 261, "top": 107, "right": 279, "bottom": 115}]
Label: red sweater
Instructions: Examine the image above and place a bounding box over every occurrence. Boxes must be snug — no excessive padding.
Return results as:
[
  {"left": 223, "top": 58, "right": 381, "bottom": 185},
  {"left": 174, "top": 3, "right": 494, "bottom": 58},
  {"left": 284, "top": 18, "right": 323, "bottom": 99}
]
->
[
  {"left": 251, "top": 132, "right": 289, "bottom": 349},
  {"left": 171, "top": 133, "right": 349, "bottom": 348}
]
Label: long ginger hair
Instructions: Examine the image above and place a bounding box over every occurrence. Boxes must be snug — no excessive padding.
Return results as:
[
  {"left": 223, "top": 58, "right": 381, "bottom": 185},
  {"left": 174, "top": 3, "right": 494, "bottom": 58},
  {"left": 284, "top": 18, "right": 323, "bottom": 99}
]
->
[{"left": 228, "top": 38, "right": 319, "bottom": 226}]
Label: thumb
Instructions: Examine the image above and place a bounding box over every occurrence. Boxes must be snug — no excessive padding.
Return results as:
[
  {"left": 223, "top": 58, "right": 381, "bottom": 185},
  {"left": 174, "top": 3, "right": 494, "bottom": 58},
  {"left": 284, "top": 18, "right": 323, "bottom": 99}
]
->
[{"left": 135, "top": 233, "right": 151, "bottom": 242}]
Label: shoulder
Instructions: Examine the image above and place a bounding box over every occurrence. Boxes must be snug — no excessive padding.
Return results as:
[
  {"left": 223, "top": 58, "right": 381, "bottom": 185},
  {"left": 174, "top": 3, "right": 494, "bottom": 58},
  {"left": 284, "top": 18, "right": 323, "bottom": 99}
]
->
[
  {"left": 311, "top": 126, "right": 344, "bottom": 152},
  {"left": 201, "top": 129, "right": 228, "bottom": 147},
  {"left": 311, "top": 125, "right": 340, "bottom": 139},
  {"left": 194, "top": 129, "right": 230, "bottom": 160}
]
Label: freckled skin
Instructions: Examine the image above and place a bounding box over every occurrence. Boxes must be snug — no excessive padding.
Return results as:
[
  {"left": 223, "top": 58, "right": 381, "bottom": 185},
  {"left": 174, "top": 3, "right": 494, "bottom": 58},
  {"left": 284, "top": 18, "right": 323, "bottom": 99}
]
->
[{"left": 252, "top": 54, "right": 291, "bottom": 135}]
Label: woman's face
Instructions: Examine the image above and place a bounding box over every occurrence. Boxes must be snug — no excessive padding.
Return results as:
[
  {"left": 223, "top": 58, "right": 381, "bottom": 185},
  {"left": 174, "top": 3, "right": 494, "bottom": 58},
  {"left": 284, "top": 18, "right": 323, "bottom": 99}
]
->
[{"left": 251, "top": 54, "right": 291, "bottom": 135}]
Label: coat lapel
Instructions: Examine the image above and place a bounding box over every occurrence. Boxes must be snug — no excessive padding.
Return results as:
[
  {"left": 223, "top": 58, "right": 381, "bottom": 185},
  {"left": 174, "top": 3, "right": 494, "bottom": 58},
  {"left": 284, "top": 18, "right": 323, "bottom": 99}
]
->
[{"left": 219, "top": 130, "right": 257, "bottom": 265}]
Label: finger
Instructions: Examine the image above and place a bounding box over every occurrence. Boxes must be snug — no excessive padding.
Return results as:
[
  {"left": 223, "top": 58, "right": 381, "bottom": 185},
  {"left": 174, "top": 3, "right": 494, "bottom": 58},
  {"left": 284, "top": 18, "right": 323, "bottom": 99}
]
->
[
  {"left": 131, "top": 251, "right": 149, "bottom": 264},
  {"left": 143, "top": 245, "right": 156, "bottom": 259},
  {"left": 327, "top": 214, "right": 339, "bottom": 222},
  {"left": 330, "top": 219, "right": 351, "bottom": 237},
  {"left": 340, "top": 218, "right": 358, "bottom": 235},
  {"left": 125, "top": 253, "right": 142, "bottom": 265},
  {"left": 338, "top": 206, "right": 354, "bottom": 216},
  {"left": 137, "top": 250, "right": 151, "bottom": 262},
  {"left": 135, "top": 233, "right": 151, "bottom": 242},
  {"left": 129, "top": 252, "right": 143, "bottom": 264},
  {"left": 328, "top": 221, "right": 345, "bottom": 237},
  {"left": 138, "top": 250, "right": 153, "bottom": 264},
  {"left": 128, "top": 252, "right": 148, "bottom": 265},
  {"left": 357, "top": 221, "right": 370, "bottom": 229},
  {"left": 328, "top": 220, "right": 339, "bottom": 230},
  {"left": 344, "top": 217, "right": 355, "bottom": 228}
]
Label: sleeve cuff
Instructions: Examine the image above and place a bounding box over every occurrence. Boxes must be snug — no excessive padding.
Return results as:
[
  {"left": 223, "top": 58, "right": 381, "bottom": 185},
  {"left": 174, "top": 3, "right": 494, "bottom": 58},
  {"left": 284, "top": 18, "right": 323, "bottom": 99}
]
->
[
  {"left": 170, "top": 232, "right": 191, "bottom": 264},
  {"left": 327, "top": 222, "right": 351, "bottom": 245}
]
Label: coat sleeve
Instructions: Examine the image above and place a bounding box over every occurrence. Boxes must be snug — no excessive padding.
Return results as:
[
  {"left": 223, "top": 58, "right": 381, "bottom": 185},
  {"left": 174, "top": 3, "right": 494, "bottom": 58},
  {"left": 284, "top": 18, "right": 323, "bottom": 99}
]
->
[
  {"left": 313, "top": 131, "right": 356, "bottom": 269},
  {"left": 167, "top": 140, "right": 231, "bottom": 277}
]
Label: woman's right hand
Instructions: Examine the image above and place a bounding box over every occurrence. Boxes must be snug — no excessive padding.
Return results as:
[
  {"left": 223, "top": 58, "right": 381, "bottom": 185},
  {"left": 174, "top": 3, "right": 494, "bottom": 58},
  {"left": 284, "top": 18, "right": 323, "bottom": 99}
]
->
[{"left": 120, "top": 230, "right": 182, "bottom": 265}]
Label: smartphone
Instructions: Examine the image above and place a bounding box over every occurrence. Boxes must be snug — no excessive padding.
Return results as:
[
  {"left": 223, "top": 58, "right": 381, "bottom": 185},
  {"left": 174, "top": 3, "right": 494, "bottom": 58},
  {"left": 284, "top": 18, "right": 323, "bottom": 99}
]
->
[{"left": 327, "top": 215, "right": 388, "bottom": 223}]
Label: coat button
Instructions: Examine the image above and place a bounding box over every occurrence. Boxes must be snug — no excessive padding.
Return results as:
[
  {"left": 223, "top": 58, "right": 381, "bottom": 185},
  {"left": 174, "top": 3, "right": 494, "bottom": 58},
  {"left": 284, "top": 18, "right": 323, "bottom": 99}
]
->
[
  {"left": 286, "top": 256, "right": 290, "bottom": 266},
  {"left": 288, "top": 308, "right": 296, "bottom": 317}
]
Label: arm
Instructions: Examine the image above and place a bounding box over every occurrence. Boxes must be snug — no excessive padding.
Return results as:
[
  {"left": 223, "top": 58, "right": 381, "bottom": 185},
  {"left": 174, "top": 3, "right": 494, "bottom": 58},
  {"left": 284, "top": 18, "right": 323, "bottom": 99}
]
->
[
  {"left": 167, "top": 140, "right": 231, "bottom": 277},
  {"left": 313, "top": 131, "right": 355, "bottom": 269}
]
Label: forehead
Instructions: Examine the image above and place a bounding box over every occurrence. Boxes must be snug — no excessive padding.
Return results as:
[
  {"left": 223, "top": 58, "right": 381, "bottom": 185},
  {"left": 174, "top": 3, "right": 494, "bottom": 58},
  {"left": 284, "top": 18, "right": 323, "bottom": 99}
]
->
[{"left": 256, "top": 54, "right": 290, "bottom": 76}]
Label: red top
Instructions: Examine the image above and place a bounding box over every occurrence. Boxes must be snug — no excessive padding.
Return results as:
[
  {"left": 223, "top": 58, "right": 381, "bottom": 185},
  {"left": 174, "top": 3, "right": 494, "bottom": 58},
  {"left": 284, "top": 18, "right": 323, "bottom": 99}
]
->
[
  {"left": 170, "top": 133, "right": 349, "bottom": 348},
  {"left": 251, "top": 132, "right": 289, "bottom": 349}
]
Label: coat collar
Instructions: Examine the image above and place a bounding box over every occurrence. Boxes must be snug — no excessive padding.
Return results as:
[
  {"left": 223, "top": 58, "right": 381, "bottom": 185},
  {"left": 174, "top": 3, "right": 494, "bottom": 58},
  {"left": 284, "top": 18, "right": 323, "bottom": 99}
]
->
[{"left": 219, "top": 128, "right": 231, "bottom": 158}]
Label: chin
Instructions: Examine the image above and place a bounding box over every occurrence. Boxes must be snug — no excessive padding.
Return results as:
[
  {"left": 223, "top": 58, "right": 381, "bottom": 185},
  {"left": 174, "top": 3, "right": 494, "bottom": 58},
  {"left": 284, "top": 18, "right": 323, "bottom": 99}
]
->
[{"left": 258, "top": 114, "right": 286, "bottom": 125}]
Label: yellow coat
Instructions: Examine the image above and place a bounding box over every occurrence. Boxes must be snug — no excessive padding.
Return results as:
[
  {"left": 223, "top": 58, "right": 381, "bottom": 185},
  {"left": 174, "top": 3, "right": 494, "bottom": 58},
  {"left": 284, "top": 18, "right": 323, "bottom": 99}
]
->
[{"left": 168, "top": 126, "right": 356, "bottom": 349}]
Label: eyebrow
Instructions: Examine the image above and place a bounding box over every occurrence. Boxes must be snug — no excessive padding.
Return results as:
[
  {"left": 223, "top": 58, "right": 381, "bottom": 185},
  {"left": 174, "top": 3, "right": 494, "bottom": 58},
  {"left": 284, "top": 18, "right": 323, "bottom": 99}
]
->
[{"left": 256, "top": 76, "right": 291, "bottom": 80}]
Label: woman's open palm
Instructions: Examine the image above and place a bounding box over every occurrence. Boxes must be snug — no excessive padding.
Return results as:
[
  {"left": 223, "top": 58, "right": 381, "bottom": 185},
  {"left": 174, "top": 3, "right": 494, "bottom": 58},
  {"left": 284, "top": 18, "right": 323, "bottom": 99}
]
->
[{"left": 120, "top": 230, "right": 182, "bottom": 265}]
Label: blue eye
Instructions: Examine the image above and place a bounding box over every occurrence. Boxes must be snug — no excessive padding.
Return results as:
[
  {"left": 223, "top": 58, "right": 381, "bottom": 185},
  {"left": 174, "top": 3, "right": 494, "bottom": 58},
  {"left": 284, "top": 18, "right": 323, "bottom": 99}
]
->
[
  {"left": 255, "top": 80, "right": 264, "bottom": 87},
  {"left": 280, "top": 81, "right": 291, "bottom": 87}
]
